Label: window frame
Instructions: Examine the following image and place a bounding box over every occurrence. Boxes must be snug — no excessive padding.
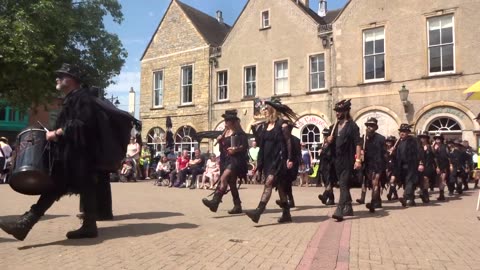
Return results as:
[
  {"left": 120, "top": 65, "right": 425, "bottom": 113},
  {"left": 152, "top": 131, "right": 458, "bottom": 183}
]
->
[
  {"left": 261, "top": 10, "right": 270, "bottom": 29},
  {"left": 274, "top": 60, "right": 289, "bottom": 95},
  {"left": 427, "top": 14, "right": 455, "bottom": 76},
  {"left": 309, "top": 53, "right": 326, "bottom": 92},
  {"left": 244, "top": 65, "right": 257, "bottom": 98},
  {"left": 217, "top": 70, "right": 229, "bottom": 101},
  {"left": 180, "top": 64, "right": 194, "bottom": 105},
  {"left": 363, "top": 27, "right": 386, "bottom": 83},
  {"left": 152, "top": 70, "right": 164, "bottom": 108}
]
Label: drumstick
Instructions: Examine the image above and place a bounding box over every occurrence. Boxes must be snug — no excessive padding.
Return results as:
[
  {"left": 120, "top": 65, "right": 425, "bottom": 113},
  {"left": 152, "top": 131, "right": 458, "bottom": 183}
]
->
[
  {"left": 37, "top": 121, "right": 49, "bottom": 132},
  {"left": 213, "top": 129, "right": 227, "bottom": 146}
]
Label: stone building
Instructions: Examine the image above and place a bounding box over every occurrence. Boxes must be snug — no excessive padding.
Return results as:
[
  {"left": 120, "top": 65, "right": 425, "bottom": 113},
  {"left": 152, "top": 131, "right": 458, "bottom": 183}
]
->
[
  {"left": 211, "top": 0, "right": 340, "bottom": 158},
  {"left": 141, "top": 0, "right": 480, "bottom": 153},
  {"left": 140, "top": 0, "right": 229, "bottom": 154},
  {"left": 333, "top": 0, "right": 480, "bottom": 145}
]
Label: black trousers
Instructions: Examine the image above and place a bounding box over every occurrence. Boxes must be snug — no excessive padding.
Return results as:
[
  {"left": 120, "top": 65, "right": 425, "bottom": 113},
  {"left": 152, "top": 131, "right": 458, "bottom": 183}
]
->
[
  {"left": 32, "top": 185, "right": 97, "bottom": 219},
  {"left": 397, "top": 164, "right": 418, "bottom": 200},
  {"left": 79, "top": 171, "right": 112, "bottom": 217},
  {"left": 180, "top": 167, "right": 204, "bottom": 184},
  {"left": 336, "top": 168, "right": 353, "bottom": 207}
]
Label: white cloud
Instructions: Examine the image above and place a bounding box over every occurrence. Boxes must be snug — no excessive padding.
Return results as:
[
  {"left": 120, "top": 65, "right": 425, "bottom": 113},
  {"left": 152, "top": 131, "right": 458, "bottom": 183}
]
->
[{"left": 105, "top": 71, "right": 140, "bottom": 94}]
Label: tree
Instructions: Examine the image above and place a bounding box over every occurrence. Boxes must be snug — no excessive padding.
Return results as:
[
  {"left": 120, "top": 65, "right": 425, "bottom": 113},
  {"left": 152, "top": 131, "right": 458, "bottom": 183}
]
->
[{"left": 0, "top": 0, "right": 127, "bottom": 109}]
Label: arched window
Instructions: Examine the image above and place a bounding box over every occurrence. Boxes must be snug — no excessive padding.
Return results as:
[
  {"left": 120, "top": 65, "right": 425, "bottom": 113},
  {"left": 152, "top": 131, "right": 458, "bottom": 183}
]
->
[
  {"left": 301, "top": 124, "right": 321, "bottom": 160},
  {"left": 427, "top": 117, "right": 461, "bottom": 133},
  {"left": 147, "top": 127, "right": 165, "bottom": 155},
  {"left": 175, "top": 125, "right": 198, "bottom": 158},
  {"left": 427, "top": 117, "right": 462, "bottom": 141}
]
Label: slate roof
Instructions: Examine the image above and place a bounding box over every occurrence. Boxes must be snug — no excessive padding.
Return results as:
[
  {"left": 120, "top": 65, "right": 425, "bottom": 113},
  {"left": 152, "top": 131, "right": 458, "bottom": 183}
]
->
[{"left": 176, "top": 0, "right": 231, "bottom": 46}]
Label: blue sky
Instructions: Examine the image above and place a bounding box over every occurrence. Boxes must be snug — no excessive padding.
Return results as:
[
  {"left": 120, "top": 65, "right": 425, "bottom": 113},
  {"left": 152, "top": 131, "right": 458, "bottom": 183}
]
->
[{"left": 104, "top": 0, "right": 348, "bottom": 116}]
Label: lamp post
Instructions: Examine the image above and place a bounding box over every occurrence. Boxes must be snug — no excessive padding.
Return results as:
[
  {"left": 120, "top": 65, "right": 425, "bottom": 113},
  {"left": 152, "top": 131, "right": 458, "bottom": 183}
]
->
[
  {"left": 399, "top": 84, "right": 410, "bottom": 112},
  {"left": 107, "top": 94, "right": 120, "bottom": 107}
]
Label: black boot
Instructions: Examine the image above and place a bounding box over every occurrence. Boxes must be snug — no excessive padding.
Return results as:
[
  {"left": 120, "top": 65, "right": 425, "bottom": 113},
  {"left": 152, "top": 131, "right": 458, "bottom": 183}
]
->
[
  {"left": 437, "top": 190, "right": 445, "bottom": 201},
  {"left": 202, "top": 192, "right": 223, "bottom": 213},
  {"left": 463, "top": 179, "right": 469, "bottom": 191},
  {"left": 456, "top": 181, "right": 463, "bottom": 194},
  {"left": 0, "top": 210, "right": 41, "bottom": 241},
  {"left": 356, "top": 191, "right": 366, "bottom": 204},
  {"left": 332, "top": 205, "right": 344, "bottom": 221},
  {"left": 318, "top": 190, "right": 328, "bottom": 204},
  {"left": 399, "top": 197, "right": 407, "bottom": 207},
  {"left": 288, "top": 197, "right": 295, "bottom": 208},
  {"left": 420, "top": 189, "right": 430, "bottom": 203},
  {"left": 245, "top": 202, "right": 266, "bottom": 223},
  {"left": 386, "top": 186, "right": 394, "bottom": 201},
  {"left": 228, "top": 199, "right": 242, "bottom": 215},
  {"left": 66, "top": 216, "right": 98, "bottom": 239},
  {"left": 343, "top": 203, "right": 354, "bottom": 216},
  {"left": 278, "top": 204, "right": 292, "bottom": 223},
  {"left": 366, "top": 192, "right": 380, "bottom": 213},
  {"left": 406, "top": 200, "right": 416, "bottom": 207},
  {"left": 326, "top": 190, "right": 335, "bottom": 205}
]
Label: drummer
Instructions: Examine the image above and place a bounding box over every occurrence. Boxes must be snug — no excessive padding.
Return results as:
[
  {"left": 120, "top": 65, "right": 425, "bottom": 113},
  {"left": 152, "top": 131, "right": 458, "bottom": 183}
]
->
[{"left": 0, "top": 63, "right": 102, "bottom": 240}]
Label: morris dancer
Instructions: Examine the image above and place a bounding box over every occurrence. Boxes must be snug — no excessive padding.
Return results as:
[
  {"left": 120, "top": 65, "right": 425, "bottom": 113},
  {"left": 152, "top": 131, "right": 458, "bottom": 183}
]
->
[
  {"left": 202, "top": 110, "right": 248, "bottom": 215},
  {"left": 245, "top": 98, "right": 298, "bottom": 223}
]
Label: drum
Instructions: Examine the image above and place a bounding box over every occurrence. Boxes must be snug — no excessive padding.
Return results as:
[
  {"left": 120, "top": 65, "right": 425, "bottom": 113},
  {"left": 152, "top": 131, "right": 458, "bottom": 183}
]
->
[{"left": 9, "top": 128, "right": 54, "bottom": 195}]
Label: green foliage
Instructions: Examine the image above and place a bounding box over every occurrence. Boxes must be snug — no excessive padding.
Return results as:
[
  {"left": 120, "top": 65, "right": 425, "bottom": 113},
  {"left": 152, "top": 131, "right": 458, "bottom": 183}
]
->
[{"left": 0, "top": 0, "right": 127, "bottom": 110}]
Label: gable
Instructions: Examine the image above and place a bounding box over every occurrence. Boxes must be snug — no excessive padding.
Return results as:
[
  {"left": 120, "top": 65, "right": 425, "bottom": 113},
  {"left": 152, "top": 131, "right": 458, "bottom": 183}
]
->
[
  {"left": 141, "top": 1, "right": 208, "bottom": 61},
  {"left": 222, "top": 0, "right": 321, "bottom": 48}
]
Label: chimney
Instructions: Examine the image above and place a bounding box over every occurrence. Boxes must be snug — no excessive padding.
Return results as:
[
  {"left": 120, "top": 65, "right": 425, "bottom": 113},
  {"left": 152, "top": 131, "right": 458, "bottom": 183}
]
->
[
  {"left": 318, "top": 0, "right": 327, "bottom": 17},
  {"left": 216, "top": 10, "right": 223, "bottom": 23},
  {"left": 297, "top": 0, "right": 309, "bottom": 7},
  {"left": 128, "top": 87, "right": 135, "bottom": 116}
]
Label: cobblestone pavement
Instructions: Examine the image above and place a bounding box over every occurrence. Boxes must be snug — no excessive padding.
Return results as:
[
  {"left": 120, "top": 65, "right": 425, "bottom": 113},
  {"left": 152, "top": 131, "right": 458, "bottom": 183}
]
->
[{"left": 0, "top": 182, "right": 478, "bottom": 270}]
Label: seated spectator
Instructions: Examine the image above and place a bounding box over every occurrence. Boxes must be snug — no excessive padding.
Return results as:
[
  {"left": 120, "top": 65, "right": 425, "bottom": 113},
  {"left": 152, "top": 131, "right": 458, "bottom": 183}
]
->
[
  {"left": 170, "top": 150, "right": 190, "bottom": 188},
  {"left": 180, "top": 149, "right": 205, "bottom": 189},
  {"left": 119, "top": 158, "right": 135, "bottom": 182},
  {"left": 200, "top": 154, "right": 220, "bottom": 189},
  {"left": 154, "top": 156, "right": 171, "bottom": 186}
]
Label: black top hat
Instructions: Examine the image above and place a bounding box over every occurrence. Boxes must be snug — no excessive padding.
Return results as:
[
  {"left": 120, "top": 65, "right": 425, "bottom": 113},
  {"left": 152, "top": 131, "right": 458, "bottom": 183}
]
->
[
  {"left": 334, "top": 99, "right": 351, "bottom": 112},
  {"left": 385, "top": 135, "right": 397, "bottom": 143},
  {"left": 365, "top": 117, "right": 378, "bottom": 127},
  {"left": 221, "top": 109, "right": 239, "bottom": 121},
  {"left": 474, "top": 113, "right": 480, "bottom": 120},
  {"left": 55, "top": 63, "right": 82, "bottom": 82},
  {"left": 417, "top": 130, "right": 430, "bottom": 138},
  {"left": 322, "top": 128, "right": 331, "bottom": 136},
  {"left": 398, "top": 123, "right": 413, "bottom": 132},
  {"left": 433, "top": 132, "right": 444, "bottom": 140}
]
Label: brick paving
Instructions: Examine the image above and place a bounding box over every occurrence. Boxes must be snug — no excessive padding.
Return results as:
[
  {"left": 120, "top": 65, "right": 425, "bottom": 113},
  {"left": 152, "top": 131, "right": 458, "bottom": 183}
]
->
[{"left": 0, "top": 182, "right": 478, "bottom": 270}]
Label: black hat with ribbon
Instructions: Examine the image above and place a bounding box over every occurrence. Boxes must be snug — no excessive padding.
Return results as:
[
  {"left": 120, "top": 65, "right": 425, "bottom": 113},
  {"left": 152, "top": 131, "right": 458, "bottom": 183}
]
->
[
  {"left": 364, "top": 117, "right": 378, "bottom": 128},
  {"left": 221, "top": 109, "right": 240, "bottom": 121},
  {"left": 433, "top": 132, "right": 444, "bottom": 141},
  {"left": 55, "top": 63, "right": 82, "bottom": 82},
  {"left": 334, "top": 99, "right": 352, "bottom": 112},
  {"left": 398, "top": 123, "right": 414, "bottom": 132},
  {"left": 385, "top": 135, "right": 397, "bottom": 143},
  {"left": 264, "top": 97, "right": 299, "bottom": 123},
  {"left": 417, "top": 130, "right": 430, "bottom": 139}
]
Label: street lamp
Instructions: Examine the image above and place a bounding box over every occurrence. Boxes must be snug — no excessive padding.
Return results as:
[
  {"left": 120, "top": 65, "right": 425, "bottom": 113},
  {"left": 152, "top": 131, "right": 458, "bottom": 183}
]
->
[
  {"left": 107, "top": 94, "right": 120, "bottom": 107},
  {"left": 398, "top": 84, "right": 410, "bottom": 112}
]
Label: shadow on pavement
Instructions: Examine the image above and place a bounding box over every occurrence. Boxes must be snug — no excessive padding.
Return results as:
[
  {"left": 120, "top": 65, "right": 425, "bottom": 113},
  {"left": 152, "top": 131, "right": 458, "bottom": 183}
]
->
[
  {"left": 0, "top": 214, "right": 68, "bottom": 222},
  {"left": 0, "top": 237, "right": 18, "bottom": 243},
  {"left": 112, "top": 211, "right": 184, "bottom": 221},
  {"left": 18, "top": 222, "right": 198, "bottom": 249},
  {"left": 254, "top": 215, "right": 329, "bottom": 228}
]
